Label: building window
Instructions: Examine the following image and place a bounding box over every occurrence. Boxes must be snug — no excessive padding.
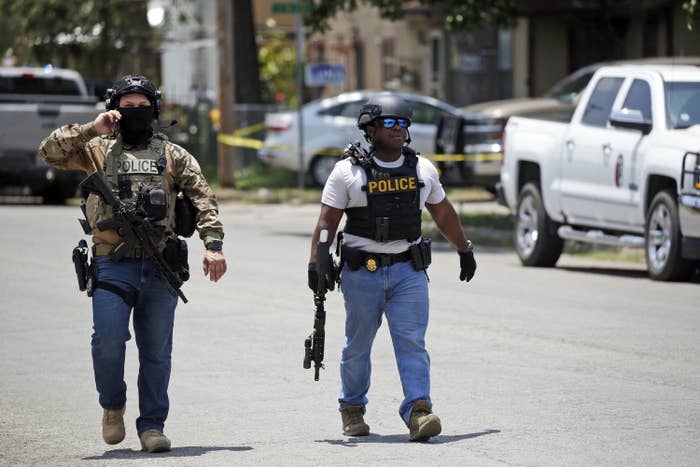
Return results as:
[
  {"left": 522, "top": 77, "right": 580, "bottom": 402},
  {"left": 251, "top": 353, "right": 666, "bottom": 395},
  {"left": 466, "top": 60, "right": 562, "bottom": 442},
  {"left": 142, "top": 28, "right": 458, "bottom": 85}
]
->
[
  {"left": 353, "top": 38, "right": 364, "bottom": 89},
  {"left": 381, "top": 38, "right": 396, "bottom": 88},
  {"left": 429, "top": 31, "right": 443, "bottom": 97}
]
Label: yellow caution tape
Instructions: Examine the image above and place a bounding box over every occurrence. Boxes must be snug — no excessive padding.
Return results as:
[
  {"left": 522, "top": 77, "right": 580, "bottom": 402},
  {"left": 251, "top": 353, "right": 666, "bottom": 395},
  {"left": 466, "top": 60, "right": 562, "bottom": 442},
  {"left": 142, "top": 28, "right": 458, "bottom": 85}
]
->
[
  {"left": 429, "top": 153, "right": 503, "bottom": 162},
  {"left": 217, "top": 133, "right": 264, "bottom": 150},
  {"left": 217, "top": 132, "right": 502, "bottom": 163},
  {"left": 233, "top": 122, "right": 266, "bottom": 138}
]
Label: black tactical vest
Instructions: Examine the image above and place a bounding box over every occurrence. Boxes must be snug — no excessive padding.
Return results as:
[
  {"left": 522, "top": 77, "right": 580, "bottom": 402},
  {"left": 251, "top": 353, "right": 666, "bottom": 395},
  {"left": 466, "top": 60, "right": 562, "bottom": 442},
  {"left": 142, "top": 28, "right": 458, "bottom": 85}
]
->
[{"left": 344, "top": 147, "right": 423, "bottom": 242}]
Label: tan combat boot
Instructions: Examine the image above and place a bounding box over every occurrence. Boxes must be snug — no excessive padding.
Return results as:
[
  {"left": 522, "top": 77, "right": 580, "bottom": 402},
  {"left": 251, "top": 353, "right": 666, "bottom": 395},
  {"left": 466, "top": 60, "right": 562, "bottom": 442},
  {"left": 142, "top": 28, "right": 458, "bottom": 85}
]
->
[
  {"left": 139, "top": 429, "right": 171, "bottom": 452},
  {"left": 102, "top": 407, "right": 126, "bottom": 445},
  {"left": 341, "top": 405, "right": 370, "bottom": 436},
  {"left": 409, "top": 400, "right": 441, "bottom": 442}
]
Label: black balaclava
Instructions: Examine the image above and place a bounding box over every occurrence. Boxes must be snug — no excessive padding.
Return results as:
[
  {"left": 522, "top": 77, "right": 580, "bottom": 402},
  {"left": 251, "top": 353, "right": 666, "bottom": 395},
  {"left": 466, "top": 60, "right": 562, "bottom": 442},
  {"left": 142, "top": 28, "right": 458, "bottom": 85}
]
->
[{"left": 117, "top": 106, "right": 155, "bottom": 145}]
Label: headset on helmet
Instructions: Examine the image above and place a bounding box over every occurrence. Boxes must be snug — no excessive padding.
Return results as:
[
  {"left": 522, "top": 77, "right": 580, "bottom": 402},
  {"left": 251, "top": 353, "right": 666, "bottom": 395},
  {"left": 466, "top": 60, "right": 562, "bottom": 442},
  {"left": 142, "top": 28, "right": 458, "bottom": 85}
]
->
[
  {"left": 357, "top": 93, "right": 412, "bottom": 130},
  {"left": 105, "top": 75, "right": 161, "bottom": 117}
]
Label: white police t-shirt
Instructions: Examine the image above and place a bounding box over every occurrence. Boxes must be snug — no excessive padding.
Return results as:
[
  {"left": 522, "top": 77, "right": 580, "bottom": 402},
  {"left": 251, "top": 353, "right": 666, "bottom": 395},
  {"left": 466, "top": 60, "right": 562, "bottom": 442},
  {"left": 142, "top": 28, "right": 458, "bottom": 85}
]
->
[{"left": 321, "top": 154, "right": 445, "bottom": 254}]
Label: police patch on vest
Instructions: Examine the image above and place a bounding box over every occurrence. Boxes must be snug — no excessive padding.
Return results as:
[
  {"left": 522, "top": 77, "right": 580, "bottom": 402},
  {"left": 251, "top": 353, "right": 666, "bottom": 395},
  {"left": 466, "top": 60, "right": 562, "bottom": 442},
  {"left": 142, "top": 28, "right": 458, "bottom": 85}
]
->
[
  {"left": 367, "top": 176, "right": 417, "bottom": 195},
  {"left": 118, "top": 159, "right": 159, "bottom": 174}
]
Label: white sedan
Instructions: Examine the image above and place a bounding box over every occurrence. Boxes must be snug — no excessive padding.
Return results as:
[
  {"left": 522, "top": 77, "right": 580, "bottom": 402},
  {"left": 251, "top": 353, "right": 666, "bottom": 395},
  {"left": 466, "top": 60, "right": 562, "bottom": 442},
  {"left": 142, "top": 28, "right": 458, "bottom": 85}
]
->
[{"left": 258, "top": 90, "right": 460, "bottom": 185}]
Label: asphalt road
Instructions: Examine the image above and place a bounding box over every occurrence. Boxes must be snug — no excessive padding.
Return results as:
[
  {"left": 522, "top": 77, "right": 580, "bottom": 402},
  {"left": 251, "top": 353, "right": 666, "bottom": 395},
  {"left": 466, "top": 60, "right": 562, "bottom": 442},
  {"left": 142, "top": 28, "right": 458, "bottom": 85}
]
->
[{"left": 0, "top": 203, "right": 698, "bottom": 466}]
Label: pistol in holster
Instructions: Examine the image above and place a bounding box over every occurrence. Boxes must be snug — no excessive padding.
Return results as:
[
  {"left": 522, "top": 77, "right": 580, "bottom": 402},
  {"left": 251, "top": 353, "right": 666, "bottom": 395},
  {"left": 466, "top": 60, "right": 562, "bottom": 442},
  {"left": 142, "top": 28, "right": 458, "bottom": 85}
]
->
[
  {"left": 409, "top": 238, "right": 432, "bottom": 271},
  {"left": 72, "top": 239, "right": 96, "bottom": 296}
]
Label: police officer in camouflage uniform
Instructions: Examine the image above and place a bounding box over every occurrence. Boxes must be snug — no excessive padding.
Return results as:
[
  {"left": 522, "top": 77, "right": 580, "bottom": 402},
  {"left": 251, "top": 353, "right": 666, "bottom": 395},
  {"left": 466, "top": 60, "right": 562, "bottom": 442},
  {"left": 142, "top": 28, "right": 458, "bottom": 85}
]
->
[
  {"left": 309, "top": 93, "right": 477, "bottom": 442},
  {"left": 39, "top": 75, "right": 227, "bottom": 452}
]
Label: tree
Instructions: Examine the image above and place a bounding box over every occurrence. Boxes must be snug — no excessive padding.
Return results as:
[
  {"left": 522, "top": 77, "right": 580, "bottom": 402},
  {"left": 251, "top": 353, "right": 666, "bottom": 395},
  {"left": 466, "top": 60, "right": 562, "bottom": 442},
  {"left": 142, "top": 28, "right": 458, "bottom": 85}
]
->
[
  {"left": 0, "top": 0, "right": 160, "bottom": 85},
  {"left": 258, "top": 29, "right": 298, "bottom": 106},
  {"left": 304, "top": 0, "right": 700, "bottom": 33},
  {"left": 303, "top": 0, "right": 517, "bottom": 33}
]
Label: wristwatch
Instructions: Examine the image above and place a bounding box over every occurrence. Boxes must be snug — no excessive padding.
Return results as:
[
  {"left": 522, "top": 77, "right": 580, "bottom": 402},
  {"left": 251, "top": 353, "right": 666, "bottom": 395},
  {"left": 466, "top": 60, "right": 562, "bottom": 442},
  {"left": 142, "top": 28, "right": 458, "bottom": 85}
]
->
[{"left": 205, "top": 240, "right": 223, "bottom": 252}]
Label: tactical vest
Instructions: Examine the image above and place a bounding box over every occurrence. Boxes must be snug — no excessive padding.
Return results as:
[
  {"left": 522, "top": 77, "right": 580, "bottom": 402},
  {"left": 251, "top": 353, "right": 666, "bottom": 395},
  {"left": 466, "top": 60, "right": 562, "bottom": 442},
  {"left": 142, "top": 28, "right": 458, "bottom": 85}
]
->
[
  {"left": 85, "top": 135, "right": 177, "bottom": 249},
  {"left": 344, "top": 148, "right": 424, "bottom": 242}
]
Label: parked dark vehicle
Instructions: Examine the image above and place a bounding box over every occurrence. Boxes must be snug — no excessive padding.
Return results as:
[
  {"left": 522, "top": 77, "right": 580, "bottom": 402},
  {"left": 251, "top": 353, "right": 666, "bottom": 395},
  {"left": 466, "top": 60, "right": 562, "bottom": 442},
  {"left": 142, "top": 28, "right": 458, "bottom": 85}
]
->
[{"left": 0, "top": 66, "right": 99, "bottom": 203}]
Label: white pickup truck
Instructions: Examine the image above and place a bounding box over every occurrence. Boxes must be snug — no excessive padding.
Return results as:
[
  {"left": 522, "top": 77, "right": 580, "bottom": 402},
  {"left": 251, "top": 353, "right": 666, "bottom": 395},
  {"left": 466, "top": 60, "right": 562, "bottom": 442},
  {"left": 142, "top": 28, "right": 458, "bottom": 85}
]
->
[
  {"left": 499, "top": 64, "right": 700, "bottom": 281},
  {"left": 0, "top": 66, "right": 99, "bottom": 203}
]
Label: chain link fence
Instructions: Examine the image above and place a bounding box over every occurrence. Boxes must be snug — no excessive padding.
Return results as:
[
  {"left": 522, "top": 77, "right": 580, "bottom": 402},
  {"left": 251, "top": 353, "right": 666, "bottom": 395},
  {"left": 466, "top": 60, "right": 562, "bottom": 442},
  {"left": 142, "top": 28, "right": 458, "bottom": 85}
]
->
[{"left": 159, "top": 100, "right": 291, "bottom": 177}]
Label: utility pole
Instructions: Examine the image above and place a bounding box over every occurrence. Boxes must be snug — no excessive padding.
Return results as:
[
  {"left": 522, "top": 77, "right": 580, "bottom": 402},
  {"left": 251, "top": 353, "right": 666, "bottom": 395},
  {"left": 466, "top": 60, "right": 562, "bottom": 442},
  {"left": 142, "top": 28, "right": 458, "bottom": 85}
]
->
[
  {"left": 295, "top": 0, "right": 305, "bottom": 190},
  {"left": 216, "top": 0, "right": 236, "bottom": 187}
]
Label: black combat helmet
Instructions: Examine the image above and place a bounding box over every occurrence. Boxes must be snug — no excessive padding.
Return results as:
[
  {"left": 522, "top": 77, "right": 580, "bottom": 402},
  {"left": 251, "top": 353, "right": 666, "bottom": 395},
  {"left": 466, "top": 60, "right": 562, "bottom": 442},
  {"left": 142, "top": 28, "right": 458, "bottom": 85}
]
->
[
  {"left": 105, "top": 75, "right": 160, "bottom": 117},
  {"left": 357, "top": 93, "right": 412, "bottom": 130}
]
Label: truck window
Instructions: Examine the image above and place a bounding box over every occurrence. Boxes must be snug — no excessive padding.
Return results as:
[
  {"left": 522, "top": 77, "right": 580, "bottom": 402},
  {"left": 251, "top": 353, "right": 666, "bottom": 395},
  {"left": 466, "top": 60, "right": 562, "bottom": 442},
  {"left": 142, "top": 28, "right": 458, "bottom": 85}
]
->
[
  {"left": 581, "top": 77, "right": 624, "bottom": 127},
  {"left": 410, "top": 101, "right": 443, "bottom": 125},
  {"left": 664, "top": 82, "right": 700, "bottom": 129},
  {"left": 622, "top": 79, "right": 652, "bottom": 121},
  {"left": 0, "top": 76, "right": 81, "bottom": 95}
]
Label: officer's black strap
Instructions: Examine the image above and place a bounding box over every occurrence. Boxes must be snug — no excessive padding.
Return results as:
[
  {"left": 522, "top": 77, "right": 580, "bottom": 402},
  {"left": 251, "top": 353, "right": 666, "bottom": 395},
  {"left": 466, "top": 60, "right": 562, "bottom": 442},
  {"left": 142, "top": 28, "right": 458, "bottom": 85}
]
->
[
  {"left": 94, "top": 281, "right": 137, "bottom": 309},
  {"left": 340, "top": 244, "right": 412, "bottom": 270}
]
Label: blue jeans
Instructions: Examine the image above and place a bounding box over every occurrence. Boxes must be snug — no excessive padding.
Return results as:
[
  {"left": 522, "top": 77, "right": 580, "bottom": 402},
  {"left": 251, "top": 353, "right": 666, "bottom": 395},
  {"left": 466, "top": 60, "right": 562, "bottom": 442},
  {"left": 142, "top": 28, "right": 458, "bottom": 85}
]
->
[
  {"left": 91, "top": 256, "right": 178, "bottom": 434},
  {"left": 338, "top": 260, "right": 431, "bottom": 425}
]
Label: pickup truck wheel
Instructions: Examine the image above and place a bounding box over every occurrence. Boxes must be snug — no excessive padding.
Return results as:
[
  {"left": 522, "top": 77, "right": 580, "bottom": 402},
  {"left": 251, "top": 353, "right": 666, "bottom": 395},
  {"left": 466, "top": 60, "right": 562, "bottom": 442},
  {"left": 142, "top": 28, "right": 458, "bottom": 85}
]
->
[
  {"left": 310, "top": 155, "right": 338, "bottom": 187},
  {"left": 645, "top": 190, "right": 694, "bottom": 281},
  {"left": 515, "top": 183, "right": 563, "bottom": 267}
]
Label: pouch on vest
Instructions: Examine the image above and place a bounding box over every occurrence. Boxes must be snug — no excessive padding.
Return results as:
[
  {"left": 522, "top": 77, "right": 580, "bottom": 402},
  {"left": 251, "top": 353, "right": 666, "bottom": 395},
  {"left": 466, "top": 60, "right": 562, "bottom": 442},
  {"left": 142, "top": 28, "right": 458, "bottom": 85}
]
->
[
  {"left": 174, "top": 191, "right": 196, "bottom": 238},
  {"left": 163, "top": 238, "right": 190, "bottom": 282},
  {"left": 340, "top": 244, "right": 362, "bottom": 271}
]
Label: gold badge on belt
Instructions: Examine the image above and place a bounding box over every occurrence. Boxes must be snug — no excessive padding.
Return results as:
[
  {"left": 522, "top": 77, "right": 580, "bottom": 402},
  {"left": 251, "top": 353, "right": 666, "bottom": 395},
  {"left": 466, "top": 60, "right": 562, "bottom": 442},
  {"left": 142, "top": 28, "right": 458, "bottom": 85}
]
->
[{"left": 365, "top": 256, "right": 378, "bottom": 272}]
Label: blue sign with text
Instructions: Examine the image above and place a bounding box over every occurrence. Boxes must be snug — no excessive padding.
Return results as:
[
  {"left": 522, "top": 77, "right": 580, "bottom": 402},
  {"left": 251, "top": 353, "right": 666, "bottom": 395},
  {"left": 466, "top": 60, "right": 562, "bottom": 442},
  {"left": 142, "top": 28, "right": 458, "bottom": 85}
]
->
[{"left": 305, "top": 64, "right": 346, "bottom": 87}]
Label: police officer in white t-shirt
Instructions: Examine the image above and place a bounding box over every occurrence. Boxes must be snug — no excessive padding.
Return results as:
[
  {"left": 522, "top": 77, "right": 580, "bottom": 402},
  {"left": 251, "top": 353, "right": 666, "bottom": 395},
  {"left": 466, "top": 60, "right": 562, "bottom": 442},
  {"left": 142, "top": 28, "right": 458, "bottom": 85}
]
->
[{"left": 308, "top": 93, "right": 477, "bottom": 442}]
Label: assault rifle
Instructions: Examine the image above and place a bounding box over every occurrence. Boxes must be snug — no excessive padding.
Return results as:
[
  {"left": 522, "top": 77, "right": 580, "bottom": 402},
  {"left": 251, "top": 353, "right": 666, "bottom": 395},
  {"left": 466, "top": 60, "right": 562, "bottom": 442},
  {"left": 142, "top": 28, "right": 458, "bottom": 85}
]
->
[
  {"left": 79, "top": 170, "right": 188, "bottom": 303},
  {"left": 303, "top": 229, "right": 335, "bottom": 381}
]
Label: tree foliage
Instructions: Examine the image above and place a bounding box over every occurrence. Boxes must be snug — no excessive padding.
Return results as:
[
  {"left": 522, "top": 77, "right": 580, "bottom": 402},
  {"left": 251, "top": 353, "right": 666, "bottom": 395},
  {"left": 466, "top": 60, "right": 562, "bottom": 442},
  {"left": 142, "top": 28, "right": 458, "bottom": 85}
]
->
[
  {"left": 304, "top": 0, "right": 700, "bottom": 33},
  {"left": 684, "top": 0, "right": 700, "bottom": 30},
  {"left": 0, "top": 0, "right": 159, "bottom": 85},
  {"left": 258, "top": 29, "right": 298, "bottom": 106},
  {"left": 303, "top": 0, "right": 518, "bottom": 33}
]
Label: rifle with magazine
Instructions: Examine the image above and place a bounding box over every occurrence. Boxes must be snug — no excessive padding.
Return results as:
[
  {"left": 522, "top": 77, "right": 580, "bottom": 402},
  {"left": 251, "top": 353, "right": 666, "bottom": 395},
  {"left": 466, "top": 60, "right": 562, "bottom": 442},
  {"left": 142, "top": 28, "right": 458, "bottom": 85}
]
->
[
  {"left": 303, "top": 229, "right": 336, "bottom": 381},
  {"left": 79, "top": 170, "right": 188, "bottom": 303}
]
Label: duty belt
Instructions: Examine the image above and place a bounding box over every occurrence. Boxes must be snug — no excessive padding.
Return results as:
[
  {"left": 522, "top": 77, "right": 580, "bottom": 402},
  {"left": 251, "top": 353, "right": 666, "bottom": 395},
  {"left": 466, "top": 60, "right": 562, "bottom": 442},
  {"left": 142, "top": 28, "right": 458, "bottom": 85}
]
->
[
  {"left": 94, "top": 243, "right": 150, "bottom": 259},
  {"left": 341, "top": 244, "right": 411, "bottom": 272}
]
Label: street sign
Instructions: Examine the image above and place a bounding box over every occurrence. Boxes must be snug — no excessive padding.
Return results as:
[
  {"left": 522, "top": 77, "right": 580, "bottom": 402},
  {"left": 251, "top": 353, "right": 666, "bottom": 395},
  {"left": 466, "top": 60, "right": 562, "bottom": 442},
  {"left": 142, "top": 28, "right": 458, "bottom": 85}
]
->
[
  {"left": 305, "top": 64, "right": 346, "bottom": 87},
  {"left": 271, "top": 2, "right": 303, "bottom": 14}
]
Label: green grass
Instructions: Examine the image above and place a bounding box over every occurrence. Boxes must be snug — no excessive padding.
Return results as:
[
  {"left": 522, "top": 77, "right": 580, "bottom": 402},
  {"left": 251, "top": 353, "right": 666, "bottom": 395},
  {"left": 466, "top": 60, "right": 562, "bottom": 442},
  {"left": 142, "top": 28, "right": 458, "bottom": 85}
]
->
[{"left": 235, "top": 163, "right": 299, "bottom": 189}]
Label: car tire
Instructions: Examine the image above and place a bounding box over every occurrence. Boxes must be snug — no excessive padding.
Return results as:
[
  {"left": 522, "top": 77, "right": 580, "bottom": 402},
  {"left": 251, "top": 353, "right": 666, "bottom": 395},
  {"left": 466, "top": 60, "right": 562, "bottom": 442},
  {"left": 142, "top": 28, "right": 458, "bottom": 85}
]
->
[
  {"left": 515, "top": 183, "right": 564, "bottom": 267},
  {"left": 645, "top": 190, "right": 694, "bottom": 281},
  {"left": 310, "top": 155, "right": 338, "bottom": 187}
]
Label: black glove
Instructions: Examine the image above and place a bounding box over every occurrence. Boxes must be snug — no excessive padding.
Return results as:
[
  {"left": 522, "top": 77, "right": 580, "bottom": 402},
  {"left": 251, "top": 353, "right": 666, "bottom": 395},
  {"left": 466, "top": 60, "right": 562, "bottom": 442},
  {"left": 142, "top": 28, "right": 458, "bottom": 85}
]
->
[
  {"left": 458, "top": 248, "right": 476, "bottom": 282},
  {"left": 308, "top": 262, "right": 319, "bottom": 292}
]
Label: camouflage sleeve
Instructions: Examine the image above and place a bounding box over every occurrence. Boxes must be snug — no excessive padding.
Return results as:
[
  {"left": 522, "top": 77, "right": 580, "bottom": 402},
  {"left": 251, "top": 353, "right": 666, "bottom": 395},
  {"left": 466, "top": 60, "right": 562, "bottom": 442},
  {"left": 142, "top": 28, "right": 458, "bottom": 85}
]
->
[
  {"left": 38, "top": 122, "right": 102, "bottom": 173},
  {"left": 170, "top": 143, "right": 225, "bottom": 246}
]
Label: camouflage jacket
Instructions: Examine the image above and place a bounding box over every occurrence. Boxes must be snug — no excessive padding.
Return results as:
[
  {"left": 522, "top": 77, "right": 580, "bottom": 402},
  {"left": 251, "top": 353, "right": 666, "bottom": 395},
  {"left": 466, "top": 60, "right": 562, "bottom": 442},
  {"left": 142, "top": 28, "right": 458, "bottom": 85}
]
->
[{"left": 39, "top": 122, "right": 224, "bottom": 249}]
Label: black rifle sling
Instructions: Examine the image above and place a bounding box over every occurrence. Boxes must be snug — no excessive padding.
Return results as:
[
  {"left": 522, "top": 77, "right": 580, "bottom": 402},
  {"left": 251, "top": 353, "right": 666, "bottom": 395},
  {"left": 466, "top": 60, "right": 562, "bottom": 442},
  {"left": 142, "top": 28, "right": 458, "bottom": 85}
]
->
[{"left": 94, "top": 281, "right": 137, "bottom": 309}]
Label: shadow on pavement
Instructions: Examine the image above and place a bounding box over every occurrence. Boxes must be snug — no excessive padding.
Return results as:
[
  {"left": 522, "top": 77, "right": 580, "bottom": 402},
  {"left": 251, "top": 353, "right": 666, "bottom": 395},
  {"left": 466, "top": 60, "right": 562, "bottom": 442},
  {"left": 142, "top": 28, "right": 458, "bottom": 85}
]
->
[
  {"left": 317, "top": 429, "right": 500, "bottom": 447},
  {"left": 81, "top": 445, "right": 253, "bottom": 460},
  {"left": 558, "top": 265, "right": 652, "bottom": 279}
]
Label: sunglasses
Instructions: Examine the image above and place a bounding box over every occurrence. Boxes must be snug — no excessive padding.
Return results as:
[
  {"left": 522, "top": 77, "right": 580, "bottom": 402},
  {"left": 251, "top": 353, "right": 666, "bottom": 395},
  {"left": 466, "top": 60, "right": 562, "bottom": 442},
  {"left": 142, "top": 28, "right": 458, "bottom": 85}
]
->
[{"left": 380, "top": 117, "right": 410, "bottom": 128}]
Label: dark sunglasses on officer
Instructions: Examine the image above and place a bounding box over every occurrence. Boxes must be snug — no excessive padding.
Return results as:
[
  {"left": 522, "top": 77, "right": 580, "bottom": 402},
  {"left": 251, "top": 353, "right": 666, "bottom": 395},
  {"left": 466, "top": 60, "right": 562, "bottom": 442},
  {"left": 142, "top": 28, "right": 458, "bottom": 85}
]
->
[{"left": 380, "top": 117, "right": 410, "bottom": 129}]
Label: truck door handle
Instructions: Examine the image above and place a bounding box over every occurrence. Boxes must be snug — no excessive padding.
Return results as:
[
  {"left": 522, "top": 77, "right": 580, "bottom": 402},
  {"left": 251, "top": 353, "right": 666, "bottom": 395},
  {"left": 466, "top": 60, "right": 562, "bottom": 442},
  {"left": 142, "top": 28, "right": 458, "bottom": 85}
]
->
[
  {"left": 565, "top": 139, "right": 575, "bottom": 151},
  {"left": 602, "top": 143, "right": 612, "bottom": 155}
]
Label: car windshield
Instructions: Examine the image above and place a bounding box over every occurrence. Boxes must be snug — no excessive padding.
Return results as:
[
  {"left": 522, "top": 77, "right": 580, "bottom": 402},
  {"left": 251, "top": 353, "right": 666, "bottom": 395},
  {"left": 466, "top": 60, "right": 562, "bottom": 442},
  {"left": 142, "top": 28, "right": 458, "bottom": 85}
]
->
[
  {"left": 545, "top": 71, "right": 595, "bottom": 102},
  {"left": 664, "top": 81, "right": 700, "bottom": 129}
]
